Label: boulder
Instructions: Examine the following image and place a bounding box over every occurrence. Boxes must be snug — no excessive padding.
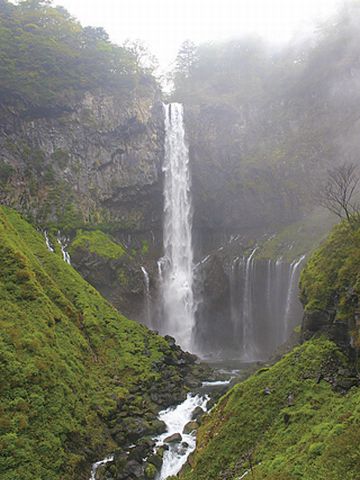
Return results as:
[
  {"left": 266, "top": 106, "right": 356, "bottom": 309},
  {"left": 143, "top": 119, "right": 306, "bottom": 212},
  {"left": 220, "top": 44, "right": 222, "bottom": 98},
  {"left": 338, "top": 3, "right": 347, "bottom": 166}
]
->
[
  {"left": 164, "top": 432, "right": 182, "bottom": 443},
  {"left": 183, "top": 421, "right": 199, "bottom": 434}
]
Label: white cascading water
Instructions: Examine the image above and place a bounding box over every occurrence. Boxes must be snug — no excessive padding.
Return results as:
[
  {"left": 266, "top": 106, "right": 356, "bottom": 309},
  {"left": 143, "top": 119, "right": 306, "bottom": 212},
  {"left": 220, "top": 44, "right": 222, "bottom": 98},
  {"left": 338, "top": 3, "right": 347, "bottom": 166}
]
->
[
  {"left": 141, "top": 266, "right": 152, "bottom": 326},
  {"left": 241, "top": 248, "right": 258, "bottom": 361},
  {"left": 159, "top": 103, "right": 195, "bottom": 351},
  {"left": 283, "top": 255, "right": 306, "bottom": 340},
  {"left": 44, "top": 231, "right": 54, "bottom": 252},
  {"left": 89, "top": 455, "right": 114, "bottom": 480},
  {"left": 228, "top": 251, "right": 305, "bottom": 360},
  {"left": 156, "top": 394, "right": 209, "bottom": 479},
  {"left": 57, "top": 233, "right": 71, "bottom": 264}
]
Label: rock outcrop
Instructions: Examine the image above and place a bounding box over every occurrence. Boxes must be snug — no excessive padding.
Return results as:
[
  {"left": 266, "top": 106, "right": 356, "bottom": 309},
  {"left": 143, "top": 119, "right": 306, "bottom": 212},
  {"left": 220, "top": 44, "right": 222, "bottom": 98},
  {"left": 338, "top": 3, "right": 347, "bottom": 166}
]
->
[{"left": 0, "top": 84, "right": 164, "bottom": 234}]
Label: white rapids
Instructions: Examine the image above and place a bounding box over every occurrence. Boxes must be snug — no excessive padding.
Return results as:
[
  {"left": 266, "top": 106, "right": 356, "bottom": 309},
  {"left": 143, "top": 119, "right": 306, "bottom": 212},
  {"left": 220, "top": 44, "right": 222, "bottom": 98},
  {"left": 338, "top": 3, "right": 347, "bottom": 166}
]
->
[{"left": 155, "top": 393, "right": 209, "bottom": 479}]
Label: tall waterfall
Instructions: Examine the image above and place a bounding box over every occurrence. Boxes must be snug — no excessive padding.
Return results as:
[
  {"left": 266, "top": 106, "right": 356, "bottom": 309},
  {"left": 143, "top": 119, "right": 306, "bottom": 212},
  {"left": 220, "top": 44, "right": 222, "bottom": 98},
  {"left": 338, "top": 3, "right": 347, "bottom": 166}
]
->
[{"left": 158, "top": 103, "right": 195, "bottom": 351}]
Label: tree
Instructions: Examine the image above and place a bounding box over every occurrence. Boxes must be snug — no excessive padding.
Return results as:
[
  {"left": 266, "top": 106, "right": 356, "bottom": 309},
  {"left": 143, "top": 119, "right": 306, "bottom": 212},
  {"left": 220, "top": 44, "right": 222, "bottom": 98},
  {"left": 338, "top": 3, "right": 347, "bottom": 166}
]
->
[
  {"left": 175, "top": 40, "right": 198, "bottom": 78},
  {"left": 318, "top": 163, "right": 360, "bottom": 229},
  {"left": 123, "top": 39, "right": 159, "bottom": 74}
]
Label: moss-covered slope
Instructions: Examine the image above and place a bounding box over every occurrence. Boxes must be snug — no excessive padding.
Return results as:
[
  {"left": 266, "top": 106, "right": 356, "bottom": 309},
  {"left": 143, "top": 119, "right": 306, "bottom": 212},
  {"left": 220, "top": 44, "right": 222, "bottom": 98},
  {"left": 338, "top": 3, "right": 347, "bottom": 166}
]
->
[
  {"left": 300, "top": 222, "right": 360, "bottom": 349},
  {"left": 0, "top": 206, "right": 201, "bottom": 480},
  {"left": 180, "top": 338, "right": 360, "bottom": 480}
]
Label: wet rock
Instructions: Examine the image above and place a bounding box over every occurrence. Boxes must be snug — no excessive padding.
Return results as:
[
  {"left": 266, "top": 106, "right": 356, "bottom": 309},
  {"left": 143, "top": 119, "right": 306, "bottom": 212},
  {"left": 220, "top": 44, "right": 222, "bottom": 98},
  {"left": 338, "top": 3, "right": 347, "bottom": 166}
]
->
[
  {"left": 302, "top": 310, "right": 350, "bottom": 351},
  {"left": 123, "top": 460, "right": 144, "bottom": 478},
  {"left": 164, "top": 432, "right": 182, "bottom": 443},
  {"left": 192, "top": 406, "right": 205, "bottom": 422},
  {"left": 183, "top": 421, "right": 199, "bottom": 434},
  {"left": 147, "top": 453, "right": 163, "bottom": 469},
  {"left": 128, "top": 440, "right": 155, "bottom": 463},
  {"left": 164, "top": 335, "right": 176, "bottom": 348},
  {"left": 334, "top": 376, "right": 359, "bottom": 392}
]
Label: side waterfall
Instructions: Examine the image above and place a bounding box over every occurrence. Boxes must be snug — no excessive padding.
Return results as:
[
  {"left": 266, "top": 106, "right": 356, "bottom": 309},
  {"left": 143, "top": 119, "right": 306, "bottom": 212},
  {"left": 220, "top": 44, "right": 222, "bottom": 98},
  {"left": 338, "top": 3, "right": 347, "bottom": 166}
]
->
[
  {"left": 141, "top": 266, "right": 152, "bottom": 327},
  {"left": 228, "top": 253, "right": 305, "bottom": 360},
  {"left": 241, "top": 248, "right": 258, "bottom": 361},
  {"left": 158, "top": 103, "right": 195, "bottom": 351}
]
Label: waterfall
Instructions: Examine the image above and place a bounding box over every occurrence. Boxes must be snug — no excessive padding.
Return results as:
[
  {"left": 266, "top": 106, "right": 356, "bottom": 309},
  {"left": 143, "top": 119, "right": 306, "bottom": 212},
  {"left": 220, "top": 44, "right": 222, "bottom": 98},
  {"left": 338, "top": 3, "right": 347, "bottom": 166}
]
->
[
  {"left": 283, "top": 255, "right": 306, "bottom": 339},
  {"left": 89, "top": 455, "right": 114, "bottom": 480},
  {"left": 241, "top": 248, "right": 258, "bottom": 361},
  {"left": 230, "top": 256, "right": 240, "bottom": 338},
  {"left": 159, "top": 103, "right": 195, "bottom": 351},
  {"left": 57, "top": 233, "right": 71, "bottom": 265},
  {"left": 225, "top": 251, "right": 305, "bottom": 360},
  {"left": 44, "top": 231, "right": 54, "bottom": 252},
  {"left": 141, "top": 266, "right": 151, "bottom": 326}
]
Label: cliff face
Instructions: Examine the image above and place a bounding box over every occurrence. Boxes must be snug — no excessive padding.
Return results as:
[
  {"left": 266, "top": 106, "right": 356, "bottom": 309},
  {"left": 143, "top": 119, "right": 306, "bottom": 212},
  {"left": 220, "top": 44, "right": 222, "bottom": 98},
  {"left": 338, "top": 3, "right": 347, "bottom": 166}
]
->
[
  {"left": 185, "top": 103, "right": 304, "bottom": 239},
  {"left": 0, "top": 83, "right": 164, "bottom": 233}
]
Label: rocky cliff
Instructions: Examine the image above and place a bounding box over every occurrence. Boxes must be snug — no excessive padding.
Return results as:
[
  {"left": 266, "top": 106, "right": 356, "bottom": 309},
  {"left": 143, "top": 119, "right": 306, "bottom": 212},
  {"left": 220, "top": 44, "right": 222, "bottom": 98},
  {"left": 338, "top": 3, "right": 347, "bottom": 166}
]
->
[{"left": 0, "top": 85, "right": 164, "bottom": 234}]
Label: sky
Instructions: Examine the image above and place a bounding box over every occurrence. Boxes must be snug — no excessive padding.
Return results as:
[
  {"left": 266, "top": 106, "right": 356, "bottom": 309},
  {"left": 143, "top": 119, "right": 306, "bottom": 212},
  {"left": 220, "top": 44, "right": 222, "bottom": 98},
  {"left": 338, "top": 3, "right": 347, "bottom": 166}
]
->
[{"left": 57, "top": 0, "right": 342, "bottom": 70}]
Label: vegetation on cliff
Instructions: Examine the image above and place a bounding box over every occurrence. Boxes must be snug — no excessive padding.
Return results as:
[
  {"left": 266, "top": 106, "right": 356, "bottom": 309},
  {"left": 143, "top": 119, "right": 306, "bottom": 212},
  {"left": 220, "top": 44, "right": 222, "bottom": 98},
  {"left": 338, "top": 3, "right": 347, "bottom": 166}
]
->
[
  {"left": 180, "top": 338, "right": 360, "bottom": 480},
  {"left": 300, "top": 220, "right": 360, "bottom": 349},
  {"left": 69, "top": 230, "right": 126, "bottom": 260},
  {"left": 0, "top": 0, "right": 154, "bottom": 110},
  {"left": 0, "top": 206, "right": 203, "bottom": 480}
]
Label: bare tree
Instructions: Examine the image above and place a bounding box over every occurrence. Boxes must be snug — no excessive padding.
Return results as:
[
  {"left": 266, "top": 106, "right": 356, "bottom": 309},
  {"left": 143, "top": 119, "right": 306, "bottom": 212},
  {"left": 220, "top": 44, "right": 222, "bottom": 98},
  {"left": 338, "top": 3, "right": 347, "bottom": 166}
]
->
[{"left": 318, "top": 162, "right": 360, "bottom": 229}]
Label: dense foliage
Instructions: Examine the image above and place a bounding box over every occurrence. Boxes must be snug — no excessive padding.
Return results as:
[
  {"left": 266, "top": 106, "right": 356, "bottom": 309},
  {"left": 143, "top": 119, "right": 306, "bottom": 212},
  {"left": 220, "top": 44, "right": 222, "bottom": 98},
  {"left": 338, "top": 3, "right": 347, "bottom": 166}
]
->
[
  {"left": 180, "top": 338, "right": 360, "bottom": 480},
  {"left": 0, "top": 206, "right": 186, "bottom": 480},
  {"left": 0, "top": 0, "right": 152, "bottom": 109}
]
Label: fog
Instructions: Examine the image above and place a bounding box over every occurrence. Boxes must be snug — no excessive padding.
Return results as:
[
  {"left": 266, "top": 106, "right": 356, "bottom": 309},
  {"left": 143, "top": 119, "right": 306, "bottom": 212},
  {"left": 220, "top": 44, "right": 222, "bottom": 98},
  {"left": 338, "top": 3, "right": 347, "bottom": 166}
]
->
[{"left": 56, "top": 0, "right": 341, "bottom": 69}]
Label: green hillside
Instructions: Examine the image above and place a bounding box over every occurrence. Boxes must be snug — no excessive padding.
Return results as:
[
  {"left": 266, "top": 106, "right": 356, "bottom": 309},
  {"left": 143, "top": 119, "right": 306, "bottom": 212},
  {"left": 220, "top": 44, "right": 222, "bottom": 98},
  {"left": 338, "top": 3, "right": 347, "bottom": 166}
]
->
[{"left": 0, "top": 206, "right": 199, "bottom": 480}]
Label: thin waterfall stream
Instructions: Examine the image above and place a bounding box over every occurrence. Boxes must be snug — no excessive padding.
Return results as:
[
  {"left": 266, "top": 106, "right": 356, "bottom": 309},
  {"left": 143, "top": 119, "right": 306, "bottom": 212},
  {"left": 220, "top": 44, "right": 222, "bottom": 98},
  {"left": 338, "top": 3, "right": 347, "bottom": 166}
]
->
[{"left": 141, "top": 266, "right": 151, "bottom": 326}]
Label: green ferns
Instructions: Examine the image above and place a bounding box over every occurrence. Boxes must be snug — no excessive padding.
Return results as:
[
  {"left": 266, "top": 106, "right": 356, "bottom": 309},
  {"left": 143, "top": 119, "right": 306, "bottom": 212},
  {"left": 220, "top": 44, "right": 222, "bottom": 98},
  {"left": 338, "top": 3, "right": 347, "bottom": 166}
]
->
[
  {"left": 181, "top": 338, "right": 360, "bottom": 480},
  {"left": 0, "top": 206, "right": 172, "bottom": 480}
]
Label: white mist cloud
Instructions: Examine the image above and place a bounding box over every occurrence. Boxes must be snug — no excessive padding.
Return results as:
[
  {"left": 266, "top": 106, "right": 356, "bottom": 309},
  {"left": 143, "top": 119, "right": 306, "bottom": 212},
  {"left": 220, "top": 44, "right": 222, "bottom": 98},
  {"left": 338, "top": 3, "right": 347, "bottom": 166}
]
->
[{"left": 57, "top": 0, "right": 342, "bottom": 69}]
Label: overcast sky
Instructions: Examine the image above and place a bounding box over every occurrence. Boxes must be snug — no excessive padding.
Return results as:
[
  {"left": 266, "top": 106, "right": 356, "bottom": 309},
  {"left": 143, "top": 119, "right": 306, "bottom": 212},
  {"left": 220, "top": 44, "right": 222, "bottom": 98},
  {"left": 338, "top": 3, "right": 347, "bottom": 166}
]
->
[{"left": 57, "top": 0, "right": 342, "bottom": 70}]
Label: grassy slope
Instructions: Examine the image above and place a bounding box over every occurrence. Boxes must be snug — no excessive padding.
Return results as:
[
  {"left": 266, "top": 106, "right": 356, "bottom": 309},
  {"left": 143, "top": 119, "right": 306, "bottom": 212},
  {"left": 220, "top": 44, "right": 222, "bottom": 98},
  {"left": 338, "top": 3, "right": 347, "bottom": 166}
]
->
[
  {"left": 180, "top": 338, "right": 360, "bottom": 480},
  {"left": 0, "top": 206, "right": 177, "bottom": 480}
]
